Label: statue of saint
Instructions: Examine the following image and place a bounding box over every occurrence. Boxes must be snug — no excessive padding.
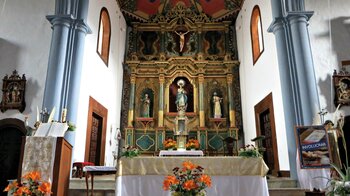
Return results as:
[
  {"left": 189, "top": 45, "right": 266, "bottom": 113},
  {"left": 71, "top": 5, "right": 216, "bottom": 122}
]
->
[
  {"left": 141, "top": 93, "right": 151, "bottom": 117},
  {"left": 175, "top": 31, "right": 189, "bottom": 52},
  {"left": 213, "top": 92, "right": 223, "bottom": 118},
  {"left": 175, "top": 79, "right": 187, "bottom": 111}
]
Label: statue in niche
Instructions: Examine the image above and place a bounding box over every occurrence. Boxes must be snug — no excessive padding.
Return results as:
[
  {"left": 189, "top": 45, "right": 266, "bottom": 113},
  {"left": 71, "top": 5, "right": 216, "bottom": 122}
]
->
[
  {"left": 212, "top": 92, "right": 223, "bottom": 118},
  {"left": 175, "top": 79, "right": 187, "bottom": 111},
  {"left": 175, "top": 30, "right": 189, "bottom": 52},
  {"left": 141, "top": 93, "right": 151, "bottom": 117}
]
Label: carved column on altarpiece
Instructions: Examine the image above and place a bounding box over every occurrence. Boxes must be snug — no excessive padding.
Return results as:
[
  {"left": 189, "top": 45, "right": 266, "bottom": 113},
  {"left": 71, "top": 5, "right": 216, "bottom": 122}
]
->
[
  {"left": 198, "top": 74, "right": 205, "bottom": 128},
  {"left": 158, "top": 74, "right": 165, "bottom": 127},
  {"left": 128, "top": 75, "right": 136, "bottom": 127},
  {"left": 227, "top": 74, "right": 236, "bottom": 128}
]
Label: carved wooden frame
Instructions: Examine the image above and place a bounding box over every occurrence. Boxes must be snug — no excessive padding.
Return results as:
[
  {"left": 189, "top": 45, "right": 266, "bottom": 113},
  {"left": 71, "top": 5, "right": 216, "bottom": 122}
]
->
[
  {"left": 0, "top": 70, "right": 26, "bottom": 113},
  {"left": 333, "top": 69, "right": 350, "bottom": 107}
]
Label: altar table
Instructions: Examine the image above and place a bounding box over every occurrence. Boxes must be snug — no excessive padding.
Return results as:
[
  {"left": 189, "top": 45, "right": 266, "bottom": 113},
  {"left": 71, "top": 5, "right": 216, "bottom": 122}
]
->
[{"left": 116, "top": 157, "right": 269, "bottom": 196}]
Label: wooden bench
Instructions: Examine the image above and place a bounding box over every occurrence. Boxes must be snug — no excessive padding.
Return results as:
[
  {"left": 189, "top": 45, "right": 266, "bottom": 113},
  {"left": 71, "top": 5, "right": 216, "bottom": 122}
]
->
[{"left": 84, "top": 166, "right": 116, "bottom": 196}]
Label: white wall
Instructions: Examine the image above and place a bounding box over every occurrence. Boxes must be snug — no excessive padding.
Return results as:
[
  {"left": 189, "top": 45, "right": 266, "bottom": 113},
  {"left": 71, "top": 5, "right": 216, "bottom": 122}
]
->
[
  {"left": 236, "top": 1, "right": 290, "bottom": 170},
  {"left": 73, "top": 1, "right": 126, "bottom": 166},
  {"left": 306, "top": 0, "right": 350, "bottom": 122},
  {"left": 0, "top": 0, "right": 53, "bottom": 126}
]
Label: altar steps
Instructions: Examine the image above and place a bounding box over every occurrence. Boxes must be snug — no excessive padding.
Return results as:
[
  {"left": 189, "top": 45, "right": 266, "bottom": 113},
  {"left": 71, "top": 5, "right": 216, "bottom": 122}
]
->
[{"left": 68, "top": 175, "right": 306, "bottom": 196}]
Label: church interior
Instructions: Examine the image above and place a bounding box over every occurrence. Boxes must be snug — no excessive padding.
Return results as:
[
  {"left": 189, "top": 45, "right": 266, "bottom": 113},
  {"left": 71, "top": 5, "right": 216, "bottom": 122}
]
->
[{"left": 0, "top": 0, "right": 350, "bottom": 195}]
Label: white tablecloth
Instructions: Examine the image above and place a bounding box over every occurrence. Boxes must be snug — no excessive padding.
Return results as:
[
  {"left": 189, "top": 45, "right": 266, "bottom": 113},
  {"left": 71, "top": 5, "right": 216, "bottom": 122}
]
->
[
  {"left": 116, "top": 175, "right": 269, "bottom": 196},
  {"left": 115, "top": 157, "right": 269, "bottom": 196}
]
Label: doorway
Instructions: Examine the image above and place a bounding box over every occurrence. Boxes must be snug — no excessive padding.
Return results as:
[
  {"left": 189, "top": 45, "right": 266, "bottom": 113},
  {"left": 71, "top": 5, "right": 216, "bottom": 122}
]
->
[
  {"left": 254, "top": 93, "right": 279, "bottom": 176},
  {"left": 0, "top": 119, "right": 26, "bottom": 196},
  {"left": 85, "top": 97, "right": 108, "bottom": 166}
]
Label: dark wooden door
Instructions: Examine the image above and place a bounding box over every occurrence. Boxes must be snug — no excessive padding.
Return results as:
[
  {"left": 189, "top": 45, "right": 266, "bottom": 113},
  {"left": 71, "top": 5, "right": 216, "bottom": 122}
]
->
[
  {"left": 85, "top": 97, "right": 108, "bottom": 166},
  {"left": 0, "top": 127, "right": 24, "bottom": 196},
  {"left": 254, "top": 93, "right": 279, "bottom": 176},
  {"left": 259, "top": 110, "right": 274, "bottom": 173},
  {"left": 88, "top": 113, "right": 103, "bottom": 165}
]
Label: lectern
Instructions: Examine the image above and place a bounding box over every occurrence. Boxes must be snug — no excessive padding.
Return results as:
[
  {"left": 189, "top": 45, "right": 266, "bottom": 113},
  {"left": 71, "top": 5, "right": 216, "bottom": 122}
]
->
[{"left": 19, "top": 137, "right": 72, "bottom": 196}]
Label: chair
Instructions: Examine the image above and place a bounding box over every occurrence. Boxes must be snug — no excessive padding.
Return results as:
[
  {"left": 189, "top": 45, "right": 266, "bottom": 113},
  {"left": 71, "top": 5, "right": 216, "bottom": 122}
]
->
[{"left": 222, "top": 137, "right": 237, "bottom": 156}]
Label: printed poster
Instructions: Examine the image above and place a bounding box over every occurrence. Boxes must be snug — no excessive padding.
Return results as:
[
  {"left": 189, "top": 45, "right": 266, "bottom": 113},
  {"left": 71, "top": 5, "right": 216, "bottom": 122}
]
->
[{"left": 295, "top": 125, "right": 331, "bottom": 169}]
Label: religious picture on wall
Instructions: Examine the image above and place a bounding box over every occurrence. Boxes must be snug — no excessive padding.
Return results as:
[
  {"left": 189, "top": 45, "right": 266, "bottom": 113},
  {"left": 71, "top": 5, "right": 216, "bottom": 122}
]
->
[
  {"left": 141, "top": 93, "right": 151, "bottom": 118},
  {"left": 333, "top": 70, "right": 350, "bottom": 106},
  {"left": 212, "top": 92, "right": 223, "bottom": 118},
  {"left": 0, "top": 70, "right": 26, "bottom": 113},
  {"left": 295, "top": 126, "right": 331, "bottom": 169}
]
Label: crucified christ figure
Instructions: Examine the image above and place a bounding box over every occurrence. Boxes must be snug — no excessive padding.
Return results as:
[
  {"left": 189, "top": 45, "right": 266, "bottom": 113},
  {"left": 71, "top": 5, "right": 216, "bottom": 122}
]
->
[{"left": 175, "top": 31, "right": 189, "bottom": 52}]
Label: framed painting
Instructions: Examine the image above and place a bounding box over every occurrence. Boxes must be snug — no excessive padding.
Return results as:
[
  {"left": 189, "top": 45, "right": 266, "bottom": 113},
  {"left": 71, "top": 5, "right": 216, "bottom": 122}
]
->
[
  {"left": 295, "top": 125, "right": 331, "bottom": 169},
  {"left": 333, "top": 69, "right": 350, "bottom": 106},
  {"left": 0, "top": 70, "right": 26, "bottom": 113}
]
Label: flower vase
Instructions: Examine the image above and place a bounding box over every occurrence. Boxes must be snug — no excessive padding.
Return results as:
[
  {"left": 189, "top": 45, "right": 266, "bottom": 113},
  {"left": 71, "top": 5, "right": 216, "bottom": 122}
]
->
[
  {"left": 168, "top": 148, "right": 173, "bottom": 151},
  {"left": 191, "top": 148, "right": 196, "bottom": 151}
]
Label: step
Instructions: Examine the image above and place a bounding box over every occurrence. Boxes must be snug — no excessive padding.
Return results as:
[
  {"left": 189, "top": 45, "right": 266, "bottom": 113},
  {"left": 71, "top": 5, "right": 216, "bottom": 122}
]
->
[
  {"left": 267, "top": 176, "right": 298, "bottom": 188},
  {"left": 269, "top": 188, "right": 307, "bottom": 196}
]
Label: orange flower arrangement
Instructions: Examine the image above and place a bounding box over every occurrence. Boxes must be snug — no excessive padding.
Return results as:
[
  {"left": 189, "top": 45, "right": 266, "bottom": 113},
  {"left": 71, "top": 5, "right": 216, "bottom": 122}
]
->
[
  {"left": 3, "top": 171, "right": 52, "bottom": 196},
  {"left": 186, "top": 138, "right": 200, "bottom": 150},
  {"left": 163, "top": 138, "right": 177, "bottom": 150},
  {"left": 163, "top": 161, "right": 211, "bottom": 195}
]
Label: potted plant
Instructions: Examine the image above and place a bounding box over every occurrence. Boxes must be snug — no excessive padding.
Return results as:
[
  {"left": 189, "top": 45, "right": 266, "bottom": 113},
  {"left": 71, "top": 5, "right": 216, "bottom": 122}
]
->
[
  {"left": 3, "top": 171, "right": 52, "bottom": 196},
  {"left": 164, "top": 138, "right": 177, "bottom": 150},
  {"left": 186, "top": 138, "right": 200, "bottom": 150},
  {"left": 163, "top": 161, "right": 211, "bottom": 196},
  {"left": 238, "top": 144, "right": 262, "bottom": 158},
  {"left": 121, "top": 145, "right": 140, "bottom": 158}
]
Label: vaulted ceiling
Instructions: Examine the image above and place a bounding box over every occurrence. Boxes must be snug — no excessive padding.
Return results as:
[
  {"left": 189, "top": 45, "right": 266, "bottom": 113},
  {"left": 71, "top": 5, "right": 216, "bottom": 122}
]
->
[{"left": 117, "top": 0, "right": 244, "bottom": 23}]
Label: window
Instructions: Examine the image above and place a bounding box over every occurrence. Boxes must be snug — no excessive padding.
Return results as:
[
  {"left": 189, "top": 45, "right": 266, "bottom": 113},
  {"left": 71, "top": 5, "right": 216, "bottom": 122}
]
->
[
  {"left": 97, "top": 8, "right": 111, "bottom": 66},
  {"left": 250, "top": 5, "right": 264, "bottom": 64}
]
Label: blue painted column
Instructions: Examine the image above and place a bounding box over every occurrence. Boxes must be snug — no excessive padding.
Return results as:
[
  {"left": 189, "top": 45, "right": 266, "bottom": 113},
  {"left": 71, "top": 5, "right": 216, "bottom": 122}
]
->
[
  {"left": 43, "top": 0, "right": 91, "bottom": 125},
  {"left": 43, "top": 14, "right": 72, "bottom": 120},
  {"left": 65, "top": 0, "right": 91, "bottom": 146},
  {"left": 268, "top": 0, "right": 298, "bottom": 180},
  {"left": 287, "top": 12, "right": 320, "bottom": 124},
  {"left": 268, "top": 0, "right": 320, "bottom": 179}
]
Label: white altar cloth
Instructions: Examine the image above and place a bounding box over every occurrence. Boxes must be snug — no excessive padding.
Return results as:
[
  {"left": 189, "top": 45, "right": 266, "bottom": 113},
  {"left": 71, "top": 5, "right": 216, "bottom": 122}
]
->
[
  {"left": 159, "top": 150, "right": 204, "bottom": 156},
  {"left": 116, "top": 157, "right": 269, "bottom": 196}
]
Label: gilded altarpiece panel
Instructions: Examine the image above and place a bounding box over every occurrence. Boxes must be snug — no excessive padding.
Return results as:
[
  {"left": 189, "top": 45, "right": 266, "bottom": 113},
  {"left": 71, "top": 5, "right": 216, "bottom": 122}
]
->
[{"left": 121, "top": 3, "right": 242, "bottom": 155}]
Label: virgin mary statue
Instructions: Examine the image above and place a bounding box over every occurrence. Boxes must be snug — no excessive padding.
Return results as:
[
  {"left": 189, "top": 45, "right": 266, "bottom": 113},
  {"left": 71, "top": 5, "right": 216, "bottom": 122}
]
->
[{"left": 175, "top": 79, "right": 187, "bottom": 111}]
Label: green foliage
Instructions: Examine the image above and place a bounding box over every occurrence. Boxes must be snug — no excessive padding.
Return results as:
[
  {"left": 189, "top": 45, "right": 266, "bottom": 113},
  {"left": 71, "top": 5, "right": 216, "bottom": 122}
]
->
[
  {"left": 238, "top": 144, "right": 262, "bottom": 158},
  {"left": 121, "top": 146, "right": 140, "bottom": 158}
]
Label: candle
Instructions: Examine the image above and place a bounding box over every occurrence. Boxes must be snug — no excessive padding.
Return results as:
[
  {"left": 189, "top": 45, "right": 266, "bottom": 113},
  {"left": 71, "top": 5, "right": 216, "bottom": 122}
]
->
[
  {"left": 36, "top": 106, "right": 40, "bottom": 122},
  {"left": 61, "top": 108, "right": 67, "bottom": 122}
]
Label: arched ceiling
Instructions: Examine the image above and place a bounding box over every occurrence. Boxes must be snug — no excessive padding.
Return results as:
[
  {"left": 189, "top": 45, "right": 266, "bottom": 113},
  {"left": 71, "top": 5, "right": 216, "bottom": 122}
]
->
[{"left": 117, "top": 0, "right": 244, "bottom": 23}]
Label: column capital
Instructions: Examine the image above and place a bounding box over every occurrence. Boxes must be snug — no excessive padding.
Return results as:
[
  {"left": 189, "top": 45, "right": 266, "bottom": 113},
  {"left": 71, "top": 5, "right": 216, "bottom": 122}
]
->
[
  {"left": 159, "top": 75, "right": 165, "bottom": 84},
  {"left": 198, "top": 75, "right": 205, "bottom": 83},
  {"left": 130, "top": 75, "right": 136, "bottom": 84},
  {"left": 226, "top": 74, "right": 233, "bottom": 84}
]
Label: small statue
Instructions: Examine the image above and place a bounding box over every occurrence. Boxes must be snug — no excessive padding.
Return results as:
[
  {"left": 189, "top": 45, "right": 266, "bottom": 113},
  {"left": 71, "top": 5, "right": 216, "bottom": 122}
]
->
[
  {"left": 141, "top": 93, "right": 151, "bottom": 117},
  {"left": 175, "top": 31, "right": 189, "bottom": 52},
  {"left": 175, "top": 79, "right": 187, "bottom": 112},
  {"left": 212, "top": 92, "right": 223, "bottom": 118}
]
